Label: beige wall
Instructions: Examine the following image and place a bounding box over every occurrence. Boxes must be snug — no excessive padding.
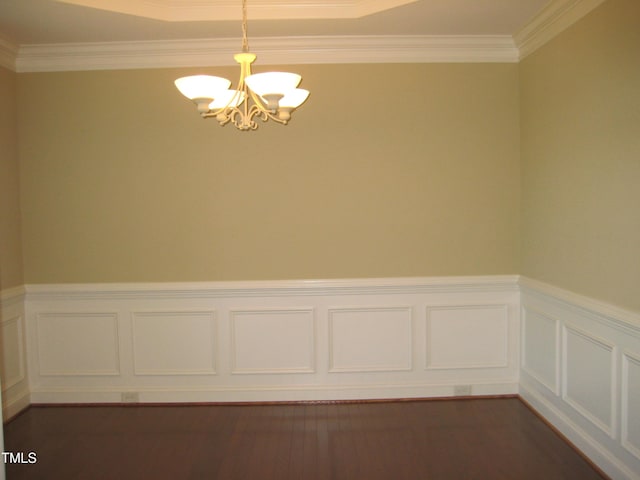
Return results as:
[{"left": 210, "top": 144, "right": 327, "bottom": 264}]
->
[
  {"left": 0, "top": 65, "right": 23, "bottom": 290},
  {"left": 520, "top": 0, "right": 640, "bottom": 312},
  {"left": 4, "top": 0, "right": 638, "bottom": 312},
  {"left": 17, "top": 63, "right": 521, "bottom": 283}
]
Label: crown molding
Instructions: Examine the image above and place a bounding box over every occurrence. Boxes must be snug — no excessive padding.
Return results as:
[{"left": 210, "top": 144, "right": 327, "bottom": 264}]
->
[
  {"left": 6, "top": 0, "right": 607, "bottom": 73},
  {"left": 0, "top": 37, "right": 18, "bottom": 71},
  {"left": 514, "top": 0, "right": 607, "bottom": 60},
  {"left": 15, "top": 35, "right": 518, "bottom": 72}
]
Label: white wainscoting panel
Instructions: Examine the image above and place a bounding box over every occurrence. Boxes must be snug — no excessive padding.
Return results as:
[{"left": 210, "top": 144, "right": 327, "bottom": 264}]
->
[
  {"left": 0, "top": 287, "right": 30, "bottom": 419},
  {"left": 36, "top": 312, "right": 120, "bottom": 376},
  {"left": 132, "top": 311, "right": 217, "bottom": 376},
  {"left": 562, "top": 325, "right": 616, "bottom": 438},
  {"left": 522, "top": 307, "right": 560, "bottom": 394},
  {"left": 622, "top": 351, "right": 640, "bottom": 461},
  {"left": 519, "top": 277, "right": 640, "bottom": 480},
  {"left": 19, "top": 276, "right": 520, "bottom": 406},
  {"left": 1, "top": 315, "right": 25, "bottom": 391},
  {"left": 426, "top": 305, "right": 508, "bottom": 370},
  {"left": 231, "top": 308, "right": 315, "bottom": 374},
  {"left": 328, "top": 306, "right": 412, "bottom": 373}
]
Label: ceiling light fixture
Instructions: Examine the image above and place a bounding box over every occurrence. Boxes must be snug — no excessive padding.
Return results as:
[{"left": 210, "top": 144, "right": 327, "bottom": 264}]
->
[{"left": 174, "top": 0, "right": 309, "bottom": 131}]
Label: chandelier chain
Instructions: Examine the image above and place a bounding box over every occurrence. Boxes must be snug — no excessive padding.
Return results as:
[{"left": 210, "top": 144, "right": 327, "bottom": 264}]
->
[{"left": 241, "top": 0, "right": 249, "bottom": 53}]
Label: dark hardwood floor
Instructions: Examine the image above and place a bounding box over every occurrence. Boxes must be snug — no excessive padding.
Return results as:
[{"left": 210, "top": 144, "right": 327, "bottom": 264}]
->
[{"left": 3, "top": 397, "right": 608, "bottom": 480}]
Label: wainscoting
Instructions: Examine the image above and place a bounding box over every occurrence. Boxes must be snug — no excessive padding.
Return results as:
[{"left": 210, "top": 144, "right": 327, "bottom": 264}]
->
[
  {"left": 2, "top": 275, "right": 639, "bottom": 479},
  {"left": 17, "top": 276, "right": 520, "bottom": 405},
  {"left": 0, "top": 286, "right": 28, "bottom": 420},
  {"left": 520, "top": 277, "right": 640, "bottom": 480}
]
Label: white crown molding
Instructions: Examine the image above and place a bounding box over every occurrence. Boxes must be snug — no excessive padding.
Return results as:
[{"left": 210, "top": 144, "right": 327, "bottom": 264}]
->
[
  {"left": 15, "top": 35, "right": 518, "bottom": 72},
  {"left": 3, "top": 0, "right": 608, "bottom": 72},
  {"left": 514, "top": 0, "right": 608, "bottom": 60},
  {"left": 0, "top": 37, "right": 18, "bottom": 71}
]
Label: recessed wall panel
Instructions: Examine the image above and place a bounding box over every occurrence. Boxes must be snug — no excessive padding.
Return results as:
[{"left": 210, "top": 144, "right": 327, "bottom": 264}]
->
[
  {"left": 426, "top": 305, "right": 508, "bottom": 369},
  {"left": 563, "top": 325, "right": 615, "bottom": 436},
  {"left": 132, "top": 311, "right": 217, "bottom": 375},
  {"left": 329, "top": 307, "right": 412, "bottom": 372},
  {"left": 1, "top": 315, "right": 25, "bottom": 389},
  {"left": 231, "top": 308, "right": 315, "bottom": 374},
  {"left": 522, "top": 308, "right": 559, "bottom": 393},
  {"left": 622, "top": 352, "right": 640, "bottom": 460},
  {"left": 37, "top": 312, "right": 120, "bottom": 376}
]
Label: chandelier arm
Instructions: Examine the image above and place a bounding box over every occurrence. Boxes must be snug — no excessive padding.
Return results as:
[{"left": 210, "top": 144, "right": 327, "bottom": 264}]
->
[
  {"left": 249, "top": 106, "right": 288, "bottom": 127},
  {"left": 244, "top": 84, "right": 289, "bottom": 124},
  {"left": 259, "top": 109, "right": 289, "bottom": 125},
  {"left": 200, "top": 87, "right": 245, "bottom": 118},
  {"left": 247, "top": 88, "right": 270, "bottom": 113},
  {"left": 201, "top": 53, "right": 251, "bottom": 121},
  {"left": 230, "top": 108, "right": 254, "bottom": 130},
  {"left": 252, "top": 105, "right": 288, "bottom": 126}
]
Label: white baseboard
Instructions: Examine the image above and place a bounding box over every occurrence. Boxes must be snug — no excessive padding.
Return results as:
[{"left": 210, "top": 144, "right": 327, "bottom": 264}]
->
[
  {"left": 29, "top": 380, "right": 519, "bottom": 405},
  {"left": 520, "top": 382, "right": 638, "bottom": 480}
]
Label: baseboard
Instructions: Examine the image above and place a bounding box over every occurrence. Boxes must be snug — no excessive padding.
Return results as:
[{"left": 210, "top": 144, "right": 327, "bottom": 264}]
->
[
  {"left": 520, "top": 382, "right": 635, "bottom": 480},
  {"left": 28, "top": 380, "right": 519, "bottom": 405}
]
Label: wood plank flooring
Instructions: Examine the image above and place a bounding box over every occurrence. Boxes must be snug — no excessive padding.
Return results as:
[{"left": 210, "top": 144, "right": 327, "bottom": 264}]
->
[{"left": 3, "top": 397, "right": 608, "bottom": 480}]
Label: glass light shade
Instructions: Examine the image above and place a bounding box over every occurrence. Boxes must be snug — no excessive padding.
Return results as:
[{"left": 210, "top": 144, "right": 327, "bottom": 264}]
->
[
  {"left": 279, "top": 89, "right": 310, "bottom": 109},
  {"left": 244, "top": 72, "right": 301, "bottom": 96},
  {"left": 209, "top": 89, "right": 246, "bottom": 109},
  {"left": 174, "top": 75, "right": 231, "bottom": 100}
]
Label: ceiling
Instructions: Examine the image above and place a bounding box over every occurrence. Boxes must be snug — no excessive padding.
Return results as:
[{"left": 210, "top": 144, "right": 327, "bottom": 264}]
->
[
  {"left": 1, "top": 0, "right": 550, "bottom": 46},
  {"left": 1, "top": 0, "right": 606, "bottom": 72}
]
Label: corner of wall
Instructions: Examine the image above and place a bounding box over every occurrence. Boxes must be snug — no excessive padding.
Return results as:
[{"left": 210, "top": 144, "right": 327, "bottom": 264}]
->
[{"left": 0, "top": 287, "right": 30, "bottom": 422}]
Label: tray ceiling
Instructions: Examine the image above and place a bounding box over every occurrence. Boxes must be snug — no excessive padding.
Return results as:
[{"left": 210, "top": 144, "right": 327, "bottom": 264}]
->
[
  {"left": 0, "top": 0, "right": 607, "bottom": 71},
  {"left": 55, "top": 0, "right": 421, "bottom": 21},
  {"left": 1, "top": 0, "right": 550, "bottom": 45}
]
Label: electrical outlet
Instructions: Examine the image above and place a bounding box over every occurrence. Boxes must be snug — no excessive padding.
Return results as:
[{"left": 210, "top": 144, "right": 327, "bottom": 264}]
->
[
  {"left": 453, "top": 385, "right": 472, "bottom": 396},
  {"left": 121, "top": 392, "right": 139, "bottom": 403}
]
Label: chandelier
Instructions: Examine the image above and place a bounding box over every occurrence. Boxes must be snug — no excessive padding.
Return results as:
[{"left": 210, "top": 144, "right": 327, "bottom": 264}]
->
[{"left": 174, "top": 0, "right": 309, "bottom": 131}]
